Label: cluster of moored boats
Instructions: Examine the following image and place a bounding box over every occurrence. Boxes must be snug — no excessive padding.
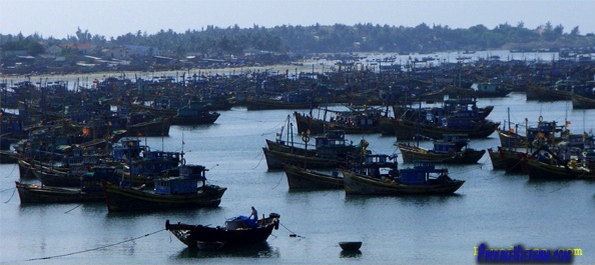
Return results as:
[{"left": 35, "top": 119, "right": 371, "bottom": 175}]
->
[
  {"left": 1, "top": 58, "right": 594, "bottom": 251},
  {"left": 488, "top": 115, "right": 595, "bottom": 180},
  {"left": 264, "top": 97, "right": 502, "bottom": 195}
]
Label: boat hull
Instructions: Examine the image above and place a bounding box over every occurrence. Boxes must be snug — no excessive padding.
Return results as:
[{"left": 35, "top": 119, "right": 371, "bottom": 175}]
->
[
  {"left": 170, "top": 112, "right": 220, "bottom": 125},
  {"left": 397, "top": 143, "right": 485, "bottom": 164},
  {"left": 283, "top": 164, "right": 343, "bottom": 189},
  {"left": 294, "top": 111, "right": 383, "bottom": 135},
  {"left": 342, "top": 171, "right": 464, "bottom": 195},
  {"left": 487, "top": 148, "right": 506, "bottom": 170},
  {"left": 165, "top": 214, "right": 280, "bottom": 249},
  {"left": 262, "top": 147, "right": 346, "bottom": 170},
  {"left": 571, "top": 93, "right": 595, "bottom": 109},
  {"left": 15, "top": 181, "right": 104, "bottom": 203},
  {"left": 101, "top": 181, "right": 227, "bottom": 212},
  {"left": 525, "top": 159, "right": 595, "bottom": 180},
  {"left": 393, "top": 118, "right": 499, "bottom": 140},
  {"left": 125, "top": 118, "right": 171, "bottom": 137}
]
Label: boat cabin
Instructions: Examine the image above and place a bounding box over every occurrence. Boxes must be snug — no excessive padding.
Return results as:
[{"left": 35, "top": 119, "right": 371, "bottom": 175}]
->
[
  {"left": 315, "top": 130, "right": 347, "bottom": 148},
  {"left": 433, "top": 141, "right": 460, "bottom": 153},
  {"left": 399, "top": 161, "right": 449, "bottom": 185},
  {"left": 81, "top": 166, "right": 118, "bottom": 192},
  {"left": 112, "top": 138, "right": 144, "bottom": 161},
  {"left": 354, "top": 154, "right": 398, "bottom": 178},
  {"left": 154, "top": 165, "right": 207, "bottom": 195}
]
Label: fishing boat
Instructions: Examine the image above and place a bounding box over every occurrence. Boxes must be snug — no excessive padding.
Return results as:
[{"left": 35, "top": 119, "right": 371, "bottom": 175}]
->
[
  {"left": 263, "top": 129, "right": 367, "bottom": 170},
  {"left": 123, "top": 117, "right": 171, "bottom": 137},
  {"left": 15, "top": 181, "right": 105, "bottom": 203},
  {"left": 390, "top": 99, "right": 499, "bottom": 139},
  {"left": 525, "top": 84, "right": 572, "bottom": 101},
  {"left": 263, "top": 147, "right": 351, "bottom": 170},
  {"left": 496, "top": 116, "right": 565, "bottom": 149},
  {"left": 487, "top": 146, "right": 528, "bottom": 173},
  {"left": 101, "top": 163, "right": 227, "bottom": 212},
  {"left": 391, "top": 116, "right": 499, "bottom": 140},
  {"left": 469, "top": 81, "right": 513, "bottom": 98},
  {"left": 487, "top": 147, "right": 506, "bottom": 170},
  {"left": 282, "top": 164, "right": 343, "bottom": 190},
  {"left": 397, "top": 134, "right": 486, "bottom": 164},
  {"left": 294, "top": 105, "right": 386, "bottom": 135},
  {"left": 571, "top": 93, "right": 595, "bottom": 109},
  {"left": 526, "top": 148, "right": 595, "bottom": 180},
  {"left": 343, "top": 155, "right": 465, "bottom": 195},
  {"left": 245, "top": 89, "right": 317, "bottom": 110},
  {"left": 170, "top": 101, "right": 221, "bottom": 125},
  {"left": 165, "top": 209, "right": 280, "bottom": 250},
  {"left": 15, "top": 166, "right": 116, "bottom": 203}
]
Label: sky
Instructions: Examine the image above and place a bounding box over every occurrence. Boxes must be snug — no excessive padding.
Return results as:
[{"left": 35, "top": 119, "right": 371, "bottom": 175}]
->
[{"left": 1, "top": 0, "right": 594, "bottom": 39}]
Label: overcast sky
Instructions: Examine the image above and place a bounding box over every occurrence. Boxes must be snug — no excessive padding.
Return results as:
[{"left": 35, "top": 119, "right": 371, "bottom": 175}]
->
[{"left": 1, "top": 0, "right": 594, "bottom": 39}]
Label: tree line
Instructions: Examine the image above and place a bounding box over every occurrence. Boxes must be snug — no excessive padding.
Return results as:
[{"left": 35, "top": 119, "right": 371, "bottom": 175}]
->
[{"left": 2, "top": 22, "right": 595, "bottom": 58}]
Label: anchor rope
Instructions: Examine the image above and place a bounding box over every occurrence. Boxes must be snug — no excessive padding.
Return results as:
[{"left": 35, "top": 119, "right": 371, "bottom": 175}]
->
[{"left": 2, "top": 228, "right": 166, "bottom": 263}]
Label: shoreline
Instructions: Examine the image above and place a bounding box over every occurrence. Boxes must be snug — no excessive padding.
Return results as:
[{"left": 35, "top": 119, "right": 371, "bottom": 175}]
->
[{"left": 1, "top": 60, "right": 334, "bottom": 85}]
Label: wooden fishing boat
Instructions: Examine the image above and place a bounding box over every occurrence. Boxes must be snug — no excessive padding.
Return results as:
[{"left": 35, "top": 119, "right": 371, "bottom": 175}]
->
[
  {"left": 245, "top": 97, "right": 314, "bottom": 110},
  {"left": 17, "top": 158, "right": 38, "bottom": 179},
  {"left": 390, "top": 98, "right": 499, "bottom": 139},
  {"left": 343, "top": 156, "right": 465, "bottom": 195},
  {"left": 502, "top": 149, "right": 529, "bottom": 174},
  {"left": 397, "top": 135, "right": 485, "bottom": 164},
  {"left": 263, "top": 147, "right": 349, "bottom": 170},
  {"left": 244, "top": 89, "right": 317, "bottom": 110},
  {"left": 263, "top": 129, "right": 367, "bottom": 170},
  {"left": 392, "top": 117, "right": 499, "bottom": 140},
  {"left": 571, "top": 93, "right": 595, "bottom": 109},
  {"left": 15, "top": 165, "right": 117, "bottom": 203},
  {"left": 265, "top": 139, "right": 316, "bottom": 156},
  {"left": 487, "top": 147, "right": 506, "bottom": 170},
  {"left": 170, "top": 101, "right": 221, "bottom": 125},
  {"left": 397, "top": 143, "right": 485, "bottom": 164},
  {"left": 526, "top": 158, "right": 594, "bottom": 180},
  {"left": 15, "top": 181, "right": 104, "bottom": 203},
  {"left": 101, "top": 164, "right": 227, "bottom": 212},
  {"left": 526, "top": 155, "right": 594, "bottom": 180},
  {"left": 165, "top": 210, "right": 280, "bottom": 249},
  {"left": 171, "top": 111, "right": 220, "bottom": 125},
  {"left": 294, "top": 106, "right": 386, "bottom": 135},
  {"left": 123, "top": 117, "right": 171, "bottom": 137},
  {"left": 525, "top": 85, "right": 571, "bottom": 101},
  {"left": 496, "top": 117, "right": 565, "bottom": 149},
  {"left": 282, "top": 164, "right": 343, "bottom": 190}
]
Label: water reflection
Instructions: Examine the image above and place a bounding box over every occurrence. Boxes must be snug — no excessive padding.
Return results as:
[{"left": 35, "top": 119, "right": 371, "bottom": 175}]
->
[
  {"left": 343, "top": 193, "right": 463, "bottom": 206},
  {"left": 174, "top": 242, "right": 280, "bottom": 259}
]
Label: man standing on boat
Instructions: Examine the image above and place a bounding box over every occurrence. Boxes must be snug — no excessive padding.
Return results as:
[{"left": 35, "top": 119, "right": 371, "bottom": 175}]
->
[{"left": 249, "top": 206, "right": 258, "bottom": 221}]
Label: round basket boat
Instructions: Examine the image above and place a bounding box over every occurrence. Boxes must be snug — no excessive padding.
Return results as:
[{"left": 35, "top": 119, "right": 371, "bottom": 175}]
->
[{"left": 338, "top": 241, "right": 362, "bottom": 251}]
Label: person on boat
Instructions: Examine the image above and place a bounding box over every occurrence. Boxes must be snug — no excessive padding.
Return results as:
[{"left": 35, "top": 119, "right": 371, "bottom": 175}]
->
[{"left": 249, "top": 206, "right": 258, "bottom": 221}]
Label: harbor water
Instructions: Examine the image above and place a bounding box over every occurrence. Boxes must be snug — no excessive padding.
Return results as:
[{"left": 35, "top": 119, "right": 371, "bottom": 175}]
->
[{"left": 1, "top": 92, "right": 594, "bottom": 264}]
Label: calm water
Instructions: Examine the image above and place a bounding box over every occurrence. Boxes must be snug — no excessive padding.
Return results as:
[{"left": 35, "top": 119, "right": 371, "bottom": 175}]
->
[{"left": 1, "top": 92, "right": 594, "bottom": 264}]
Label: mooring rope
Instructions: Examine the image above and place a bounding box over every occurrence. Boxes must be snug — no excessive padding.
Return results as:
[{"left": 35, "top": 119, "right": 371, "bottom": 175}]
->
[
  {"left": 3, "top": 163, "right": 17, "bottom": 178},
  {"left": 252, "top": 151, "right": 265, "bottom": 169},
  {"left": 3, "top": 188, "right": 16, "bottom": 203},
  {"left": 271, "top": 170, "right": 284, "bottom": 190},
  {"left": 0, "top": 187, "right": 16, "bottom": 193},
  {"left": 280, "top": 222, "right": 304, "bottom": 238},
  {"left": 3, "top": 228, "right": 166, "bottom": 263}
]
